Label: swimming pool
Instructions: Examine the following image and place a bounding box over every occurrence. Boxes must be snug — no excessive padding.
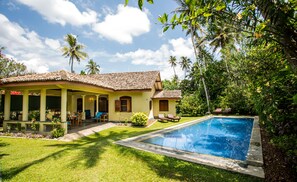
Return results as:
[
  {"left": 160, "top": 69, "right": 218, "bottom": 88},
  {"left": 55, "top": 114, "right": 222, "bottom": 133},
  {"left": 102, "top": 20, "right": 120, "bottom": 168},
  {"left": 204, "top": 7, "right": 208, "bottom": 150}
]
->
[
  {"left": 142, "top": 117, "right": 253, "bottom": 161},
  {"left": 116, "top": 116, "right": 264, "bottom": 178}
]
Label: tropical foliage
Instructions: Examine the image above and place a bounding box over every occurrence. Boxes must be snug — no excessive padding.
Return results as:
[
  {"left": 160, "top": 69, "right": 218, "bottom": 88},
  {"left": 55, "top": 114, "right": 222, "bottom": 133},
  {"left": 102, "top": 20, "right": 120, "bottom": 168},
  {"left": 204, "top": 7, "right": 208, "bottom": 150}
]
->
[
  {"left": 168, "top": 55, "right": 177, "bottom": 77},
  {"left": 0, "top": 47, "right": 27, "bottom": 79},
  {"left": 61, "top": 34, "right": 88, "bottom": 73},
  {"left": 85, "top": 59, "right": 100, "bottom": 74},
  {"left": 140, "top": 0, "right": 297, "bottom": 171},
  {"left": 130, "top": 112, "right": 148, "bottom": 126}
]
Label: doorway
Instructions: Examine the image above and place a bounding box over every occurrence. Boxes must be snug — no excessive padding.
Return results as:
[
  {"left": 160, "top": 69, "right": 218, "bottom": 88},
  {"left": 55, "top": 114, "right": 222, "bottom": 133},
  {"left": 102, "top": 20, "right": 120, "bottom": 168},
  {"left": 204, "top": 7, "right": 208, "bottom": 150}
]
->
[
  {"left": 94, "top": 97, "right": 108, "bottom": 116},
  {"left": 77, "top": 98, "right": 82, "bottom": 112}
]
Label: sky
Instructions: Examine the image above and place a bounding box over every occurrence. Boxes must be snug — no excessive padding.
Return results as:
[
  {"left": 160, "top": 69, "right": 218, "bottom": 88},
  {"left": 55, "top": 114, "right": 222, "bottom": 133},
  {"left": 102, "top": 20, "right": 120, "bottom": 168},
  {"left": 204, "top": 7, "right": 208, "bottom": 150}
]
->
[{"left": 0, "top": 0, "right": 195, "bottom": 80}]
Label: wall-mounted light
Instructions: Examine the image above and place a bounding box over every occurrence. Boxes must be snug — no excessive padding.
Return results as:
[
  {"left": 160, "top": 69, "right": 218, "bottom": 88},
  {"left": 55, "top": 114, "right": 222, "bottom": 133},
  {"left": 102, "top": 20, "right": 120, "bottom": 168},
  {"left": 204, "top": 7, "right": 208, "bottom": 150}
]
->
[{"left": 89, "top": 97, "right": 94, "bottom": 101}]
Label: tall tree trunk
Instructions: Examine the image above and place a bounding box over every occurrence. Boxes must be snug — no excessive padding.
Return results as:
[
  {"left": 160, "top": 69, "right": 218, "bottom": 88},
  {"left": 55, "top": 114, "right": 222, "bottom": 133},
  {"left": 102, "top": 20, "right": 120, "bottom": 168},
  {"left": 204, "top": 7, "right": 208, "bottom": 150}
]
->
[
  {"left": 190, "top": 27, "right": 211, "bottom": 113},
  {"left": 256, "top": 0, "right": 297, "bottom": 71},
  {"left": 173, "top": 67, "right": 176, "bottom": 77},
  {"left": 70, "top": 58, "right": 74, "bottom": 73}
]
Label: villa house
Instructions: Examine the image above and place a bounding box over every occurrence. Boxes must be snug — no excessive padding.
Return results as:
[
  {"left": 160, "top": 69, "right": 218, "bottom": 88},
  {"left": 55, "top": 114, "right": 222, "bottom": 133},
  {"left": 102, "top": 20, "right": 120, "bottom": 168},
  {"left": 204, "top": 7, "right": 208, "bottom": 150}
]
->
[{"left": 0, "top": 70, "right": 181, "bottom": 133}]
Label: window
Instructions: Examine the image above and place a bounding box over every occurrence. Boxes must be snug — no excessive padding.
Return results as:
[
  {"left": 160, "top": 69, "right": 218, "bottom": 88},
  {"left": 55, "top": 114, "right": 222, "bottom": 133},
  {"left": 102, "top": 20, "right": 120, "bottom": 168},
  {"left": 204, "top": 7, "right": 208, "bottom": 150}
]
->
[
  {"left": 159, "top": 100, "right": 168, "bottom": 111},
  {"left": 115, "top": 96, "right": 132, "bottom": 112}
]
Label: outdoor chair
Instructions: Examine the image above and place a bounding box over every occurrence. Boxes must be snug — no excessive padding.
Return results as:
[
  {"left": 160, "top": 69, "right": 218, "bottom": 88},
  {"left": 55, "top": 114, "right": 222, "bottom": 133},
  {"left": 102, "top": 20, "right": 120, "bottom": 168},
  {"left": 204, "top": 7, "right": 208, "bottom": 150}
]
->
[
  {"left": 167, "top": 114, "right": 181, "bottom": 122},
  {"left": 158, "top": 114, "right": 171, "bottom": 122},
  {"left": 85, "top": 110, "right": 91, "bottom": 119},
  {"left": 213, "top": 108, "right": 222, "bottom": 114},
  {"left": 67, "top": 121, "right": 72, "bottom": 130},
  {"left": 92, "top": 112, "right": 103, "bottom": 122},
  {"left": 77, "top": 113, "right": 83, "bottom": 126},
  {"left": 222, "top": 108, "right": 232, "bottom": 114}
]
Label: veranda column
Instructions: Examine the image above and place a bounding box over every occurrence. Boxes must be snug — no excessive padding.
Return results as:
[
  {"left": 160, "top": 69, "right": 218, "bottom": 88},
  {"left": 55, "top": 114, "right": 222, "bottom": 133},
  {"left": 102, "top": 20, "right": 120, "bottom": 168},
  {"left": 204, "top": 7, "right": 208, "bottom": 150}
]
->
[
  {"left": 82, "top": 95, "right": 86, "bottom": 120},
  {"left": 61, "top": 88, "right": 67, "bottom": 122},
  {"left": 4, "top": 90, "right": 11, "bottom": 120},
  {"left": 22, "top": 89, "right": 29, "bottom": 121},
  {"left": 96, "top": 95, "right": 99, "bottom": 114},
  {"left": 40, "top": 88, "right": 46, "bottom": 121}
]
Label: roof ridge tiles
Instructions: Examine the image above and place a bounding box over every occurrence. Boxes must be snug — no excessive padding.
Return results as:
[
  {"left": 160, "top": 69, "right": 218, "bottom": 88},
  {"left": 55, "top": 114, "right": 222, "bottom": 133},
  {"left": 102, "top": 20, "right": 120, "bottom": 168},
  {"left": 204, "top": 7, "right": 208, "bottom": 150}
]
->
[{"left": 0, "top": 70, "right": 162, "bottom": 91}]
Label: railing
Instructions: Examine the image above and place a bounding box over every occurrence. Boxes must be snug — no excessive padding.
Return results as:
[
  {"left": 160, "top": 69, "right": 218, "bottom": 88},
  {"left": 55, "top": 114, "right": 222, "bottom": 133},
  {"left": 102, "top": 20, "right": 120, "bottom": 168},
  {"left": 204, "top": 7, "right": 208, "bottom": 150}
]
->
[{"left": 3, "top": 120, "right": 67, "bottom": 134}]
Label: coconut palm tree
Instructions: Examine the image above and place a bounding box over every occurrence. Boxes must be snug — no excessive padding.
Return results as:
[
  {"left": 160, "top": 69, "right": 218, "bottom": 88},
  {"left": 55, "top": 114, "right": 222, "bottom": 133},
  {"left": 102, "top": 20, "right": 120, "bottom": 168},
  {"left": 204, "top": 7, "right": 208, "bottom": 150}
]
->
[
  {"left": 174, "top": 0, "right": 211, "bottom": 113},
  {"left": 85, "top": 59, "right": 100, "bottom": 74},
  {"left": 180, "top": 56, "right": 191, "bottom": 79},
  {"left": 0, "top": 46, "right": 5, "bottom": 57},
  {"left": 61, "top": 34, "right": 88, "bottom": 73},
  {"left": 168, "top": 56, "right": 177, "bottom": 78}
]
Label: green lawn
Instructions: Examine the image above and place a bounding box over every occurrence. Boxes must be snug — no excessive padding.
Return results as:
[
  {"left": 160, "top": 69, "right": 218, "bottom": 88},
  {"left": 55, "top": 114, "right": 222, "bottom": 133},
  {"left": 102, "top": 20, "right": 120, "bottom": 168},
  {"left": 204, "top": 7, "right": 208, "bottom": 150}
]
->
[{"left": 0, "top": 118, "right": 262, "bottom": 182}]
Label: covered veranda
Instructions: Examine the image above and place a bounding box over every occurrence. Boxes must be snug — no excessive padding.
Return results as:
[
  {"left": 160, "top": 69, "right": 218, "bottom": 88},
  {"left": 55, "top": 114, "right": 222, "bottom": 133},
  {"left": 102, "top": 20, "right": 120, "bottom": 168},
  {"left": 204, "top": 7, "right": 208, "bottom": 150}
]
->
[{"left": 1, "top": 80, "right": 111, "bottom": 134}]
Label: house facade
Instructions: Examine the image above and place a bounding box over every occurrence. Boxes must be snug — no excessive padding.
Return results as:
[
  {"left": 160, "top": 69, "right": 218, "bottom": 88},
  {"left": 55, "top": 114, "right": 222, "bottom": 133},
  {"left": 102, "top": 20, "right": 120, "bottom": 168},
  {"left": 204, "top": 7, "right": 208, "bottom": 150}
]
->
[{"left": 0, "top": 70, "right": 181, "bottom": 133}]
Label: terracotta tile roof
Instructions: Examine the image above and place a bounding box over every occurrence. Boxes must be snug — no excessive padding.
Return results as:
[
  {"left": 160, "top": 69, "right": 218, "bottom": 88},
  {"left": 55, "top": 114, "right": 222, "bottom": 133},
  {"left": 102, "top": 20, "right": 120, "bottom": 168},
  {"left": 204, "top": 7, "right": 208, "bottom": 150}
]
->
[
  {"left": 90, "top": 71, "right": 160, "bottom": 90},
  {"left": 0, "top": 70, "right": 161, "bottom": 91},
  {"left": 152, "top": 90, "right": 182, "bottom": 99}
]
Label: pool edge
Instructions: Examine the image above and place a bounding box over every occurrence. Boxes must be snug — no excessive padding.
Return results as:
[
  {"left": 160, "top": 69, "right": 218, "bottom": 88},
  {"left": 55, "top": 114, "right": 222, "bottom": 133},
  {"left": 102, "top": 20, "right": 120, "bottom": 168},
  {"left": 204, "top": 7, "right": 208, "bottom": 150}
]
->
[{"left": 115, "top": 115, "right": 265, "bottom": 179}]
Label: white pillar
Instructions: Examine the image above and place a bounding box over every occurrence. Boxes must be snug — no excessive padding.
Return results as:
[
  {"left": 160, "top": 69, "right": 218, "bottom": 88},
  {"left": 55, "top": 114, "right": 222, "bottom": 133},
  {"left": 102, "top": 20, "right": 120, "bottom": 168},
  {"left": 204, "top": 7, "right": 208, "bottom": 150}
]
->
[
  {"left": 96, "top": 95, "right": 99, "bottom": 114},
  {"left": 71, "top": 95, "right": 75, "bottom": 113},
  {"left": 82, "top": 95, "right": 86, "bottom": 120},
  {"left": 61, "top": 88, "right": 67, "bottom": 122},
  {"left": 40, "top": 88, "right": 46, "bottom": 121},
  {"left": 4, "top": 90, "right": 11, "bottom": 120},
  {"left": 22, "top": 90, "right": 29, "bottom": 121}
]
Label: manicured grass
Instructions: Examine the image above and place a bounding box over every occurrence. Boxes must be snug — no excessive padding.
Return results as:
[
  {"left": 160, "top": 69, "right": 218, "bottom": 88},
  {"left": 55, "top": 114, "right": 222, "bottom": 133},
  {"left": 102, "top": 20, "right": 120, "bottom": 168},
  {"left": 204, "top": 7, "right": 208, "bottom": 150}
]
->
[{"left": 0, "top": 117, "right": 262, "bottom": 181}]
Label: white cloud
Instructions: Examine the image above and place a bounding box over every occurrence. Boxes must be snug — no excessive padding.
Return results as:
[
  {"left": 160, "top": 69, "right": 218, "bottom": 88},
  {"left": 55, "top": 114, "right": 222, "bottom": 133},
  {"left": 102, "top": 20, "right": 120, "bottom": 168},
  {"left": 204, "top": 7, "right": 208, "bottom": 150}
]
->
[
  {"left": 16, "top": 0, "right": 97, "bottom": 26},
  {"left": 169, "top": 38, "right": 194, "bottom": 58},
  {"left": 114, "top": 37, "right": 194, "bottom": 79},
  {"left": 45, "top": 38, "right": 61, "bottom": 50},
  {"left": 0, "top": 13, "right": 67, "bottom": 73},
  {"left": 93, "top": 5, "right": 150, "bottom": 44}
]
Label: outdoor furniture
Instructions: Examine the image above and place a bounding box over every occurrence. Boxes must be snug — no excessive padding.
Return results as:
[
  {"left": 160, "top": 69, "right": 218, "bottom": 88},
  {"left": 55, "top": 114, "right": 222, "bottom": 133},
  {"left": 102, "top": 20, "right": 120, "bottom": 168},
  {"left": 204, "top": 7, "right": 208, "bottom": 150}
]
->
[
  {"left": 213, "top": 108, "right": 222, "bottom": 114},
  {"left": 85, "top": 110, "right": 91, "bottom": 119},
  {"left": 72, "top": 113, "right": 82, "bottom": 126},
  {"left": 222, "top": 108, "right": 232, "bottom": 114},
  {"left": 69, "top": 115, "right": 77, "bottom": 126},
  {"left": 100, "top": 113, "right": 108, "bottom": 122},
  {"left": 167, "top": 114, "right": 181, "bottom": 122},
  {"left": 93, "top": 112, "right": 103, "bottom": 122},
  {"left": 67, "top": 121, "right": 72, "bottom": 130},
  {"left": 158, "top": 114, "right": 171, "bottom": 122}
]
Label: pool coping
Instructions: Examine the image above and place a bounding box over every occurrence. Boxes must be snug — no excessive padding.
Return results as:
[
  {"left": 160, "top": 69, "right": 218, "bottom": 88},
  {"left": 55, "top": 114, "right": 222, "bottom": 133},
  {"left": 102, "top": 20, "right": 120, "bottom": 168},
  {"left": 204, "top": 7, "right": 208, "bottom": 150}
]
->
[{"left": 115, "top": 115, "right": 264, "bottom": 178}]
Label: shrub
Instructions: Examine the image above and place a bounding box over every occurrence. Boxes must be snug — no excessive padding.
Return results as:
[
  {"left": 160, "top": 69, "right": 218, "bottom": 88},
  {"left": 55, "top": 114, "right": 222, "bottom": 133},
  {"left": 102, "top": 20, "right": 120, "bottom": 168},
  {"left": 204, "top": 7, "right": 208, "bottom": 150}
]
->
[
  {"left": 51, "top": 128, "right": 65, "bottom": 138},
  {"left": 28, "top": 110, "right": 40, "bottom": 121},
  {"left": 177, "top": 93, "right": 208, "bottom": 116},
  {"left": 31, "top": 122, "right": 40, "bottom": 133},
  {"left": 131, "top": 112, "right": 148, "bottom": 126},
  {"left": 218, "top": 83, "right": 254, "bottom": 115},
  {"left": 50, "top": 117, "right": 65, "bottom": 138}
]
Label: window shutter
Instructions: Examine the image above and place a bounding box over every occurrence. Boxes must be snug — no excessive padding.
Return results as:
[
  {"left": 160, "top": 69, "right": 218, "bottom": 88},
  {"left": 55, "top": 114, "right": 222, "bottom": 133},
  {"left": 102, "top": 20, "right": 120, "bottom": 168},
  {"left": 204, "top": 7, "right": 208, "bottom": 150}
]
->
[
  {"left": 115, "top": 100, "right": 120, "bottom": 112},
  {"left": 127, "top": 99, "right": 131, "bottom": 112},
  {"left": 159, "top": 100, "right": 169, "bottom": 111}
]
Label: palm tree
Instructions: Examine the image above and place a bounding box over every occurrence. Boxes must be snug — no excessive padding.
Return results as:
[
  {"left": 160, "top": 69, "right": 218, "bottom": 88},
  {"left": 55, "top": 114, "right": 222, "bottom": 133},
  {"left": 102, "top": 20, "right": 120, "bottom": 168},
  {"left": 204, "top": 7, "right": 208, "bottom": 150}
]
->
[
  {"left": 0, "top": 46, "right": 5, "bottom": 57},
  {"left": 180, "top": 56, "right": 191, "bottom": 79},
  {"left": 61, "top": 34, "right": 88, "bottom": 73},
  {"left": 174, "top": 0, "right": 211, "bottom": 113},
  {"left": 85, "top": 59, "right": 100, "bottom": 74},
  {"left": 168, "top": 56, "right": 177, "bottom": 78}
]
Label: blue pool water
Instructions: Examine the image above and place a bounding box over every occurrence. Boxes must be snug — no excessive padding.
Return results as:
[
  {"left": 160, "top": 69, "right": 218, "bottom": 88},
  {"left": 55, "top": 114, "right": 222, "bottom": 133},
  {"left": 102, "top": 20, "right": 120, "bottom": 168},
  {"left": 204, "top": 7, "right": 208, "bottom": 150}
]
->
[{"left": 142, "top": 117, "right": 254, "bottom": 160}]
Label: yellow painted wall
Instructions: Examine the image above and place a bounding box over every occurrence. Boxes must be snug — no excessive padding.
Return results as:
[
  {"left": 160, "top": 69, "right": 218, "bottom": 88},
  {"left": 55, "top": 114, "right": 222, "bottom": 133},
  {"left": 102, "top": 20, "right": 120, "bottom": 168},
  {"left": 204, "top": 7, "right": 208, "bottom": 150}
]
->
[
  {"left": 108, "top": 90, "right": 154, "bottom": 121},
  {"left": 70, "top": 95, "right": 97, "bottom": 117},
  {"left": 152, "top": 99, "right": 178, "bottom": 117}
]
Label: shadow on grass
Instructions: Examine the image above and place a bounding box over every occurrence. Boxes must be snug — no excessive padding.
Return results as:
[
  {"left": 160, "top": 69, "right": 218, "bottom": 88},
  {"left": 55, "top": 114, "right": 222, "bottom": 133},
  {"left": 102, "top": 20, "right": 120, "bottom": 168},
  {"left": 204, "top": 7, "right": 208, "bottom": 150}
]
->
[
  {"left": 1, "top": 129, "right": 151, "bottom": 180},
  {"left": 0, "top": 140, "right": 10, "bottom": 160},
  {"left": 44, "top": 128, "right": 160, "bottom": 169},
  {"left": 2, "top": 149, "right": 67, "bottom": 180},
  {"left": 114, "top": 145, "right": 262, "bottom": 182}
]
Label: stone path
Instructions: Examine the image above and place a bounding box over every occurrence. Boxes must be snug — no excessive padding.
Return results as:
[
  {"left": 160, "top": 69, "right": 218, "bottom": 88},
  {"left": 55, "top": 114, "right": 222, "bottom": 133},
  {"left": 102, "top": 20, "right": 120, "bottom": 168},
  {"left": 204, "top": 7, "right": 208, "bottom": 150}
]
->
[{"left": 58, "top": 122, "right": 116, "bottom": 142}]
